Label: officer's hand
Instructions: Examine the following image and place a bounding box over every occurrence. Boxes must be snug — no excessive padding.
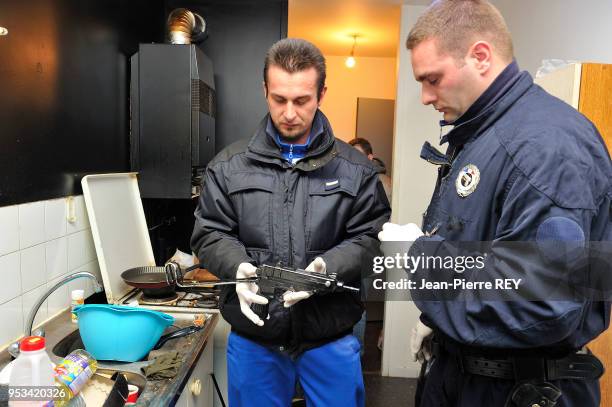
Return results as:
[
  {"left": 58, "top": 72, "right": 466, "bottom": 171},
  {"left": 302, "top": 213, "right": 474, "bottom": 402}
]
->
[
  {"left": 283, "top": 257, "right": 326, "bottom": 308},
  {"left": 235, "top": 262, "right": 268, "bottom": 326},
  {"left": 378, "top": 222, "right": 424, "bottom": 242},
  {"left": 410, "top": 320, "right": 434, "bottom": 363}
]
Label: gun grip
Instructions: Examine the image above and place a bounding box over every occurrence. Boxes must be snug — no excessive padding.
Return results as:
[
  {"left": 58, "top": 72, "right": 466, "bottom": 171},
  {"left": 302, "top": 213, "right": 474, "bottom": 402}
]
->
[{"left": 250, "top": 302, "right": 269, "bottom": 320}]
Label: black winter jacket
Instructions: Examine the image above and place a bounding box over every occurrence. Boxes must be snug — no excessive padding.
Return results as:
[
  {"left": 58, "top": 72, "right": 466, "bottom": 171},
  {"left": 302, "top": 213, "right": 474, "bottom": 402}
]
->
[{"left": 191, "top": 111, "right": 391, "bottom": 353}]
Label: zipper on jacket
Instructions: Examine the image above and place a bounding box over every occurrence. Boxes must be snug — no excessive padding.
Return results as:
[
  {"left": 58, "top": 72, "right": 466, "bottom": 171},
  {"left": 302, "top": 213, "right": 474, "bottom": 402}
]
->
[{"left": 284, "top": 170, "right": 293, "bottom": 266}]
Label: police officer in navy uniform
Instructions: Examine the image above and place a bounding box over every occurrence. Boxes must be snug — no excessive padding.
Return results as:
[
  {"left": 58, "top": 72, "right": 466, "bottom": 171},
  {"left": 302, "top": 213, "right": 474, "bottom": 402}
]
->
[{"left": 378, "top": 1, "right": 612, "bottom": 406}]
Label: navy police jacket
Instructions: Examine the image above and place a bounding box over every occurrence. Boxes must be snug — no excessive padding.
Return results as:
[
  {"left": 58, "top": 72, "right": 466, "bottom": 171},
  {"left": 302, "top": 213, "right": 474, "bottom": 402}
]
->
[{"left": 414, "top": 63, "right": 612, "bottom": 351}]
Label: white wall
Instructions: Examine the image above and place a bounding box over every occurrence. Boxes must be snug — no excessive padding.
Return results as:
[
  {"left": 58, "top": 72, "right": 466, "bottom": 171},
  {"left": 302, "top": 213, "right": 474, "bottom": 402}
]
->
[
  {"left": 0, "top": 196, "right": 100, "bottom": 349},
  {"left": 493, "top": 0, "right": 612, "bottom": 75},
  {"left": 321, "top": 56, "right": 397, "bottom": 141},
  {"left": 381, "top": 4, "right": 440, "bottom": 378}
]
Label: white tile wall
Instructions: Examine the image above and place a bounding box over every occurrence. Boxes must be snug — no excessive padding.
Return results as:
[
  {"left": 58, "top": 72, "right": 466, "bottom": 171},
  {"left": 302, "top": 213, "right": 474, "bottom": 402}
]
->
[
  {"left": 45, "top": 237, "right": 68, "bottom": 281},
  {"left": 18, "top": 201, "right": 45, "bottom": 249},
  {"left": 67, "top": 230, "right": 96, "bottom": 271},
  {"left": 0, "top": 252, "right": 21, "bottom": 305},
  {"left": 44, "top": 199, "right": 67, "bottom": 241},
  {"left": 0, "top": 297, "right": 23, "bottom": 347},
  {"left": 20, "top": 244, "right": 46, "bottom": 293},
  {"left": 66, "top": 196, "right": 90, "bottom": 234},
  {"left": 0, "top": 205, "right": 19, "bottom": 256},
  {"left": 0, "top": 196, "right": 98, "bottom": 349}
]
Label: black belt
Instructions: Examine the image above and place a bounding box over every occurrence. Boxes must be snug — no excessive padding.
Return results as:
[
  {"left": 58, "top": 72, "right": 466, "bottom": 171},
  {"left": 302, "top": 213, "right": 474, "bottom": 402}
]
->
[{"left": 433, "top": 342, "right": 605, "bottom": 381}]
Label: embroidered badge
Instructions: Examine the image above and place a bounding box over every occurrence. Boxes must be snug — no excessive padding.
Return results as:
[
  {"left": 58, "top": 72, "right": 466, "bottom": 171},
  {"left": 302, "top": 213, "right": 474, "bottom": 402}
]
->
[{"left": 456, "top": 164, "right": 480, "bottom": 197}]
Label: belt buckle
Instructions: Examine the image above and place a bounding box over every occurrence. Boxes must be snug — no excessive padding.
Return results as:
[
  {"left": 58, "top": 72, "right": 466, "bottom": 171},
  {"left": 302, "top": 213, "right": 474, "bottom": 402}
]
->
[{"left": 512, "top": 357, "right": 546, "bottom": 381}]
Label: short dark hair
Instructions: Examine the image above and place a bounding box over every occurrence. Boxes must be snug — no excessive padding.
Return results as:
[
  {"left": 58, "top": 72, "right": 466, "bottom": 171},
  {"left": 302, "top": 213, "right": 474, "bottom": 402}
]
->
[
  {"left": 349, "top": 137, "right": 373, "bottom": 155},
  {"left": 264, "top": 38, "right": 326, "bottom": 98},
  {"left": 406, "top": 0, "right": 513, "bottom": 63}
]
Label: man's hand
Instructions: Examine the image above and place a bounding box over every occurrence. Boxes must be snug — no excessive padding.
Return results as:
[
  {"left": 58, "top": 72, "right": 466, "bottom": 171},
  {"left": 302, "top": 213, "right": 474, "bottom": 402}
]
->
[
  {"left": 283, "top": 257, "right": 326, "bottom": 307},
  {"left": 410, "top": 320, "right": 434, "bottom": 363},
  {"left": 235, "top": 262, "right": 268, "bottom": 326},
  {"left": 378, "top": 222, "right": 424, "bottom": 242}
]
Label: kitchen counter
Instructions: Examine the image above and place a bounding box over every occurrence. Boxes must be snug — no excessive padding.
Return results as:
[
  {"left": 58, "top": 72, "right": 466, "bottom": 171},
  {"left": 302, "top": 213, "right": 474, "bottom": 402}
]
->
[{"left": 0, "top": 309, "right": 219, "bottom": 406}]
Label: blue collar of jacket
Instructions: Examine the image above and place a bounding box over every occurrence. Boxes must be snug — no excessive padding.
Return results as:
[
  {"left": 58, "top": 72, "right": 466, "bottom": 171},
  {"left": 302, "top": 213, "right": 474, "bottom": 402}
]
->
[
  {"left": 246, "top": 109, "right": 337, "bottom": 170},
  {"left": 264, "top": 112, "right": 324, "bottom": 163},
  {"left": 440, "top": 60, "right": 527, "bottom": 147}
]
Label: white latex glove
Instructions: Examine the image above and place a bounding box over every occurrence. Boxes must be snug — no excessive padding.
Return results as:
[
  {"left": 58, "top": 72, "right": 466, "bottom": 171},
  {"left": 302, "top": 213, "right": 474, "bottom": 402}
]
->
[
  {"left": 283, "top": 257, "right": 326, "bottom": 308},
  {"left": 235, "top": 262, "right": 268, "bottom": 326},
  {"left": 410, "top": 320, "right": 434, "bottom": 363},
  {"left": 378, "top": 222, "right": 424, "bottom": 242}
]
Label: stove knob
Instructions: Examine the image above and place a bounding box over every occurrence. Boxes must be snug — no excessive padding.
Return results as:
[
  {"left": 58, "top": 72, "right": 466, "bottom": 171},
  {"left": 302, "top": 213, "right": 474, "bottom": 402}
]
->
[{"left": 190, "top": 379, "right": 202, "bottom": 396}]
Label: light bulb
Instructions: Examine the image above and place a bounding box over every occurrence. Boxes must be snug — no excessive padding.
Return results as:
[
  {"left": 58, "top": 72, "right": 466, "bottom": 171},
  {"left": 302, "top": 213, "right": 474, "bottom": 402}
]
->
[
  {"left": 345, "top": 56, "right": 356, "bottom": 68},
  {"left": 0, "top": 27, "right": 8, "bottom": 36}
]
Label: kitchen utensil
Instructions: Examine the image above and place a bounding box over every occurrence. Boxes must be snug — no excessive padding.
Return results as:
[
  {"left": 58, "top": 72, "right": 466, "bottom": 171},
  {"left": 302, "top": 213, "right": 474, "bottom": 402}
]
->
[
  {"left": 120, "top": 262, "right": 256, "bottom": 297},
  {"left": 73, "top": 304, "right": 174, "bottom": 362}
]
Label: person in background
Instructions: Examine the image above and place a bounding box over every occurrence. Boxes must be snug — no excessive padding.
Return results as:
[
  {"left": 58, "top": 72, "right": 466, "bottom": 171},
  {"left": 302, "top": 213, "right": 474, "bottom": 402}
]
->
[
  {"left": 378, "top": 0, "right": 611, "bottom": 406},
  {"left": 192, "top": 38, "right": 390, "bottom": 407},
  {"left": 349, "top": 137, "right": 392, "bottom": 203},
  {"left": 349, "top": 137, "right": 393, "bottom": 354}
]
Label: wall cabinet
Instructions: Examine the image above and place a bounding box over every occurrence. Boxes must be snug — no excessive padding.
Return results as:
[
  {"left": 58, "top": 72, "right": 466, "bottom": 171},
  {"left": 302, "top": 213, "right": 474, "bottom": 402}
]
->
[{"left": 535, "top": 62, "right": 612, "bottom": 406}]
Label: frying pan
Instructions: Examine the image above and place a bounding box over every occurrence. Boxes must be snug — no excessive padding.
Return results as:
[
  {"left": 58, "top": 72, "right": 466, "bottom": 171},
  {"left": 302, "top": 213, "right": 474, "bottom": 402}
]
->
[{"left": 121, "top": 262, "right": 255, "bottom": 298}]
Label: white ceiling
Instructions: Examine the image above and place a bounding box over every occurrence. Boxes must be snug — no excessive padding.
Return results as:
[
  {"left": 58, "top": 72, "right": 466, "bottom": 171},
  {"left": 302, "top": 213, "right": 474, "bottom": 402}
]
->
[{"left": 288, "top": 0, "right": 406, "bottom": 58}]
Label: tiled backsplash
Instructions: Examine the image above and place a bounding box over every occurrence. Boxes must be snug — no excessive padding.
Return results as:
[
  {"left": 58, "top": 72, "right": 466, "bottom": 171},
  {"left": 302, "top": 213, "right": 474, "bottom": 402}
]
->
[{"left": 0, "top": 196, "right": 100, "bottom": 349}]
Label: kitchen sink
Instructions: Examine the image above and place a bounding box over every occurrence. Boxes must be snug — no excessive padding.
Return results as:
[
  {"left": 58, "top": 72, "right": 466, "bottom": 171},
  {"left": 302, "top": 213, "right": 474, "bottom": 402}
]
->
[
  {"left": 52, "top": 329, "right": 83, "bottom": 358},
  {"left": 96, "top": 368, "right": 146, "bottom": 391}
]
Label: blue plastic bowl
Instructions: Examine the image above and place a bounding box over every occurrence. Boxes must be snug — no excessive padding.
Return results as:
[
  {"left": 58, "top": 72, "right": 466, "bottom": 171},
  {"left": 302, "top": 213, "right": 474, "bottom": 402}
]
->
[{"left": 73, "top": 304, "right": 174, "bottom": 362}]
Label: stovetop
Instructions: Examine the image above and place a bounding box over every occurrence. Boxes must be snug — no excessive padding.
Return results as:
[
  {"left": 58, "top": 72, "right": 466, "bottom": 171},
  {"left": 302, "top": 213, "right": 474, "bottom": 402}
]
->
[{"left": 118, "top": 288, "right": 220, "bottom": 314}]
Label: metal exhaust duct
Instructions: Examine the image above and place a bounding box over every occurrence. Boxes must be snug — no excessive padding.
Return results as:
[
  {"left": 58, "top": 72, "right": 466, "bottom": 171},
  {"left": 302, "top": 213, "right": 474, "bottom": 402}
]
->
[{"left": 167, "top": 8, "right": 207, "bottom": 44}]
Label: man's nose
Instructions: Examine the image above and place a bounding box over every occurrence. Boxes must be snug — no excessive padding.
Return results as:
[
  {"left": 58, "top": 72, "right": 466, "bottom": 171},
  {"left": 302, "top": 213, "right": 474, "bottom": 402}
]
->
[
  {"left": 284, "top": 103, "right": 297, "bottom": 121},
  {"left": 421, "top": 88, "right": 436, "bottom": 106}
]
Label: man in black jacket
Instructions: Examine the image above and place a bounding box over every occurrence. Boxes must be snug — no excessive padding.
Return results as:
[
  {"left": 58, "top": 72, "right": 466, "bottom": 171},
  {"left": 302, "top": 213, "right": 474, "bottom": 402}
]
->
[{"left": 191, "top": 38, "right": 390, "bottom": 407}]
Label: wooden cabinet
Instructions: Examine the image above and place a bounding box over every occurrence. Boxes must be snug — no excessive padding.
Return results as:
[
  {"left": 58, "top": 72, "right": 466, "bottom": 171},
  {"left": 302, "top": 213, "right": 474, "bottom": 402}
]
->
[{"left": 535, "top": 62, "right": 612, "bottom": 406}]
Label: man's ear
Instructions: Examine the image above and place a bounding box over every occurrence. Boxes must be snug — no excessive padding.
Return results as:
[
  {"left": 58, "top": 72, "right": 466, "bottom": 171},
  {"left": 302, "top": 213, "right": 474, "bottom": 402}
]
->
[
  {"left": 318, "top": 86, "right": 328, "bottom": 106},
  {"left": 263, "top": 81, "right": 268, "bottom": 98},
  {"left": 469, "top": 41, "right": 493, "bottom": 74}
]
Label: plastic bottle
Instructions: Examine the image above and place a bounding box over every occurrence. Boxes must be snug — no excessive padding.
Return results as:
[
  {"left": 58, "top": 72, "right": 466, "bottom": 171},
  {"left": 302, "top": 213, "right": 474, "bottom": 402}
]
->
[
  {"left": 53, "top": 349, "right": 97, "bottom": 406},
  {"left": 8, "top": 336, "right": 55, "bottom": 407},
  {"left": 70, "top": 290, "right": 84, "bottom": 323}
]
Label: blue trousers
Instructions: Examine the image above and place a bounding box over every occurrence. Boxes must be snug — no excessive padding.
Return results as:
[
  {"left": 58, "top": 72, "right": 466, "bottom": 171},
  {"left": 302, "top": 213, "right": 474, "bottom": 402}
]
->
[{"left": 227, "top": 332, "right": 365, "bottom": 407}]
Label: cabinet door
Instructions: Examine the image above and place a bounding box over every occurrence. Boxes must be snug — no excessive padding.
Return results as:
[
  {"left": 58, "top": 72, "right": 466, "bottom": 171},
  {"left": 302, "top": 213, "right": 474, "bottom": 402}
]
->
[
  {"left": 186, "top": 337, "right": 215, "bottom": 407},
  {"left": 175, "top": 336, "right": 215, "bottom": 407},
  {"left": 577, "top": 63, "right": 612, "bottom": 407},
  {"left": 537, "top": 62, "right": 612, "bottom": 407}
]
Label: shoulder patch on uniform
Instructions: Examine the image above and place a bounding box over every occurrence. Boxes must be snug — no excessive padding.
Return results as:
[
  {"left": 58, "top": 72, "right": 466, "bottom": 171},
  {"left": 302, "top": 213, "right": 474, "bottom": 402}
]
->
[{"left": 536, "top": 216, "right": 585, "bottom": 266}]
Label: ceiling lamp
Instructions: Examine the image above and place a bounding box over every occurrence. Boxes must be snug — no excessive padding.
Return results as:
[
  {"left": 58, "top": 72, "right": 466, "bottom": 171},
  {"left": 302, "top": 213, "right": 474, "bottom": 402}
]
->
[{"left": 345, "top": 35, "right": 358, "bottom": 69}]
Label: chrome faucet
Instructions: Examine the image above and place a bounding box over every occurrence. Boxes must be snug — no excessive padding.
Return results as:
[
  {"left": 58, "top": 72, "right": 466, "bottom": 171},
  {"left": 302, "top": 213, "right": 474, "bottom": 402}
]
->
[{"left": 8, "top": 271, "right": 103, "bottom": 358}]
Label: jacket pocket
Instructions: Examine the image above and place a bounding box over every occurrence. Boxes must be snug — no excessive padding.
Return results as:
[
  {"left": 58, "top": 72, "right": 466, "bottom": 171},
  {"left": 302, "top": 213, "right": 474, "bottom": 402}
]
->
[
  {"left": 297, "top": 292, "right": 363, "bottom": 341},
  {"left": 306, "top": 177, "right": 357, "bottom": 251},
  {"left": 227, "top": 172, "right": 275, "bottom": 250},
  {"left": 220, "top": 288, "right": 291, "bottom": 343}
]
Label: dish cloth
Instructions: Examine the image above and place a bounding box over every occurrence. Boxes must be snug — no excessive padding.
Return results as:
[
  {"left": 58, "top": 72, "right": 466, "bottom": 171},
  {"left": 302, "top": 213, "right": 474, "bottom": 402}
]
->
[{"left": 141, "top": 350, "right": 182, "bottom": 379}]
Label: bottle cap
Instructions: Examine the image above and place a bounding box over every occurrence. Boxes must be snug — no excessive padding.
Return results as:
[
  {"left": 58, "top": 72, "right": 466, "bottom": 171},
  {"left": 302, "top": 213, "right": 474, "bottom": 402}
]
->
[
  {"left": 71, "top": 289, "right": 85, "bottom": 300},
  {"left": 20, "top": 336, "right": 45, "bottom": 352}
]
